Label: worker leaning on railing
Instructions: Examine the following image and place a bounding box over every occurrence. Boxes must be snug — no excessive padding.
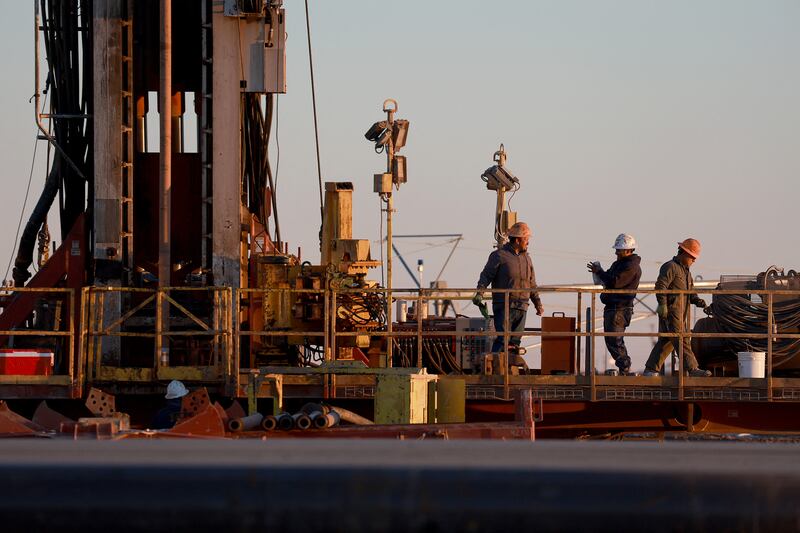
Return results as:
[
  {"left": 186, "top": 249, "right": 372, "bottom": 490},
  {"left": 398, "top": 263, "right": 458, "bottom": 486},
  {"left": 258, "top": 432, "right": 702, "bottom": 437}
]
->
[
  {"left": 473, "top": 222, "right": 543, "bottom": 354},
  {"left": 644, "top": 238, "right": 713, "bottom": 377}
]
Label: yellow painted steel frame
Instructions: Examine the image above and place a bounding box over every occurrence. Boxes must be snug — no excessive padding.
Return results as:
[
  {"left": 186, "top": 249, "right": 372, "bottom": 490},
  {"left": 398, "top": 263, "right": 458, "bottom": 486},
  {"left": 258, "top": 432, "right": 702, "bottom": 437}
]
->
[
  {"left": 0, "top": 287, "right": 79, "bottom": 394},
  {"left": 83, "top": 286, "right": 233, "bottom": 393}
]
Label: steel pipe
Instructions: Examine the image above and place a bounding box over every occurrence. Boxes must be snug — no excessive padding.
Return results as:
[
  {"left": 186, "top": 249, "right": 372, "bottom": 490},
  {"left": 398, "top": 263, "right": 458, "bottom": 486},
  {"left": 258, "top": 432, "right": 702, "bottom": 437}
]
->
[
  {"left": 158, "top": 0, "right": 172, "bottom": 288},
  {"left": 327, "top": 406, "right": 373, "bottom": 426},
  {"left": 291, "top": 413, "right": 312, "bottom": 430},
  {"left": 277, "top": 413, "right": 294, "bottom": 431},
  {"left": 314, "top": 411, "right": 341, "bottom": 429},
  {"left": 228, "top": 413, "right": 264, "bottom": 433}
]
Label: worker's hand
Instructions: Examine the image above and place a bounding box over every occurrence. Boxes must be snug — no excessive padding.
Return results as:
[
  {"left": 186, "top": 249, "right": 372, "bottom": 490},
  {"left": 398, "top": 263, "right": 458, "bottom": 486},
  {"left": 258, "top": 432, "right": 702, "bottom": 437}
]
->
[
  {"left": 703, "top": 306, "right": 713, "bottom": 317},
  {"left": 694, "top": 298, "right": 707, "bottom": 309},
  {"left": 535, "top": 302, "right": 544, "bottom": 316},
  {"left": 472, "top": 292, "right": 483, "bottom": 306},
  {"left": 586, "top": 262, "right": 601, "bottom": 274},
  {"left": 656, "top": 303, "right": 668, "bottom": 319}
]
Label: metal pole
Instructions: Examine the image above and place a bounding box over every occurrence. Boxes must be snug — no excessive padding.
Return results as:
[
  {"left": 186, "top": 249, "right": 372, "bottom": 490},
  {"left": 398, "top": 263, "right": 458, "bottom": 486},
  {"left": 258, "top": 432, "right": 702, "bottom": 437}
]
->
[
  {"left": 386, "top": 195, "right": 393, "bottom": 367},
  {"left": 159, "top": 0, "right": 172, "bottom": 289},
  {"left": 576, "top": 292, "right": 582, "bottom": 375},
  {"left": 767, "top": 292, "right": 774, "bottom": 401},
  {"left": 385, "top": 103, "right": 395, "bottom": 368},
  {"left": 590, "top": 293, "right": 596, "bottom": 401},
  {"left": 678, "top": 293, "right": 685, "bottom": 401},
  {"left": 503, "top": 292, "right": 510, "bottom": 399},
  {"left": 584, "top": 306, "right": 591, "bottom": 379}
]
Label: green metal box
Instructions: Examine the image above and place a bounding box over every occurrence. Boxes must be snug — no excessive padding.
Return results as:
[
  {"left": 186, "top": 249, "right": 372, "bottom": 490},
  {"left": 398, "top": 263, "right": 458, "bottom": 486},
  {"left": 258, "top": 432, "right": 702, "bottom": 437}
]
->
[{"left": 374, "top": 373, "right": 438, "bottom": 424}]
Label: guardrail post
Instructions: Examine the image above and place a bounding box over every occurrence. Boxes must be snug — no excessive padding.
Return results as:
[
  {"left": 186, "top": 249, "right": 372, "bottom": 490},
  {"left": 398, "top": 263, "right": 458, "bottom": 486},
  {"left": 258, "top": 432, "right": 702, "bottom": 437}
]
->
[
  {"left": 678, "top": 293, "right": 685, "bottom": 401},
  {"left": 767, "top": 291, "right": 773, "bottom": 401},
  {"left": 416, "top": 291, "right": 423, "bottom": 368},
  {"left": 575, "top": 291, "right": 582, "bottom": 375},
  {"left": 590, "top": 292, "right": 596, "bottom": 401}
]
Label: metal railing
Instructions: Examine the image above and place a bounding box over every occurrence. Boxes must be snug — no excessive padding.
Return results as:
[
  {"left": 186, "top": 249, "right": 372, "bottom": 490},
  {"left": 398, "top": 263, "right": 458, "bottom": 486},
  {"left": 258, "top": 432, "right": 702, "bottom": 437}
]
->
[
  {"left": 82, "top": 286, "right": 233, "bottom": 386},
  {"left": 6, "top": 283, "right": 793, "bottom": 401},
  {"left": 232, "top": 285, "right": 799, "bottom": 402},
  {"left": 0, "top": 287, "right": 77, "bottom": 387}
]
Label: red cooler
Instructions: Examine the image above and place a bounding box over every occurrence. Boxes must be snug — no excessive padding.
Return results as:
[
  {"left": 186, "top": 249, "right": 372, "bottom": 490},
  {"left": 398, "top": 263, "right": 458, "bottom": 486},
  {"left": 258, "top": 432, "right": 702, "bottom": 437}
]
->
[{"left": 0, "top": 350, "right": 55, "bottom": 376}]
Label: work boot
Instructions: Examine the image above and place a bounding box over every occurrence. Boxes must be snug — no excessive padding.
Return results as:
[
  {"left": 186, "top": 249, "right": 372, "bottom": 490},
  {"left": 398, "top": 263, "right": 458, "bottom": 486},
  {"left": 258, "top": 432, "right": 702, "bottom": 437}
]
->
[
  {"left": 688, "top": 368, "right": 712, "bottom": 377},
  {"left": 619, "top": 368, "right": 635, "bottom": 376},
  {"left": 643, "top": 369, "right": 660, "bottom": 377}
]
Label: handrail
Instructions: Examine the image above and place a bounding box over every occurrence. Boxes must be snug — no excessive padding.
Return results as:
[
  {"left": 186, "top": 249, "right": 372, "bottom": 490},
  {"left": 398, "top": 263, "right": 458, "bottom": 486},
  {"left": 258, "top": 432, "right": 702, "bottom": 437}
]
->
[{"left": 0, "top": 287, "right": 76, "bottom": 387}]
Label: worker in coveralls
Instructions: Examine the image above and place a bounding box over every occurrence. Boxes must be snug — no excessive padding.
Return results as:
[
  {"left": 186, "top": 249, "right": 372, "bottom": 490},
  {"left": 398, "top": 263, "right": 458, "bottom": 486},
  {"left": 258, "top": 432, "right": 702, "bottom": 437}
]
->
[
  {"left": 643, "top": 238, "right": 712, "bottom": 377},
  {"left": 587, "top": 233, "right": 642, "bottom": 375},
  {"left": 473, "top": 222, "right": 544, "bottom": 355},
  {"left": 151, "top": 380, "right": 189, "bottom": 429}
]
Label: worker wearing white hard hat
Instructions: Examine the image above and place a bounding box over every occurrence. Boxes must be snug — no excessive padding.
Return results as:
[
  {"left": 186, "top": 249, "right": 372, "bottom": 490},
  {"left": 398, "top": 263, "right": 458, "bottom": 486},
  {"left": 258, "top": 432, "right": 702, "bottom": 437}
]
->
[
  {"left": 474, "top": 221, "right": 543, "bottom": 360},
  {"left": 587, "top": 234, "right": 642, "bottom": 375},
  {"left": 152, "top": 380, "right": 189, "bottom": 429}
]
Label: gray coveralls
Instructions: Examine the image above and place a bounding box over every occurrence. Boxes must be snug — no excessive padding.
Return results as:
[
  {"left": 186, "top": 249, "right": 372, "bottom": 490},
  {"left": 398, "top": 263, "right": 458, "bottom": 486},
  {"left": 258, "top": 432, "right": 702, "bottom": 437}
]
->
[
  {"left": 477, "top": 243, "right": 542, "bottom": 353},
  {"left": 644, "top": 257, "right": 702, "bottom": 372}
]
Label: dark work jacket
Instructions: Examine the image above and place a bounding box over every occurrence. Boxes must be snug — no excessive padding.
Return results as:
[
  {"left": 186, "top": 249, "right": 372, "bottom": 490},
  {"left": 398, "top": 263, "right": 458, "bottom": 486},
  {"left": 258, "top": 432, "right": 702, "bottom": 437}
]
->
[
  {"left": 598, "top": 254, "right": 642, "bottom": 307},
  {"left": 655, "top": 257, "right": 703, "bottom": 314},
  {"left": 151, "top": 398, "right": 182, "bottom": 430},
  {"left": 477, "top": 243, "right": 541, "bottom": 311}
]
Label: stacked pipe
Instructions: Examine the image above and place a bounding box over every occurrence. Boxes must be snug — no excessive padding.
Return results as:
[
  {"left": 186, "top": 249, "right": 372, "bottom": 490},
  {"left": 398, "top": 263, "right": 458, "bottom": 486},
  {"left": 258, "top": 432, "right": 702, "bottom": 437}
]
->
[{"left": 256, "top": 404, "right": 372, "bottom": 432}]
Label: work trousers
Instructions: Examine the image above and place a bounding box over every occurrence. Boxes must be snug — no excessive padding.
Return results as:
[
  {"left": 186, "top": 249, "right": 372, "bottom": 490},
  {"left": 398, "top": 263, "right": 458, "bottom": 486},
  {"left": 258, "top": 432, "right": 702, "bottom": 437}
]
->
[
  {"left": 603, "top": 306, "right": 633, "bottom": 370},
  {"left": 491, "top": 305, "right": 527, "bottom": 353},
  {"left": 644, "top": 309, "right": 699, "bottom": 372}
]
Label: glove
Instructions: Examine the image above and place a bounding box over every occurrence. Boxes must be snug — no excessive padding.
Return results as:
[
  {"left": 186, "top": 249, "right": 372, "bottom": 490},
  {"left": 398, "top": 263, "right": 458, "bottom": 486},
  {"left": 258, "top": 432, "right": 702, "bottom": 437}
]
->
[
  {"left": 695, "top": 298, "right": 707, "bottom": 309},
  {"left": 535, "top": 302, "right": 544, "bottom": 316},
  {"left": 472, "top": 292, "right": 483, "bottom": 306},
  {"left": 586, "top": 262, "right": 601, "bottom": 274},
  {"left": 656, "top": 303, "right": 668, "bottom": 319},
  {"left": 703, "top": 306, "right": 713, "bottom": 316}
]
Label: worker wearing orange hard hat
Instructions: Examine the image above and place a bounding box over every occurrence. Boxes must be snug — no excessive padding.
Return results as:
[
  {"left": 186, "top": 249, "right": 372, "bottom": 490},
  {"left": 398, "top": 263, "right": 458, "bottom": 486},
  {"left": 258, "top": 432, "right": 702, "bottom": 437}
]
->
[
  {"left": 473, "top": 222, "right": 544, "bottom": 356},
  {"left": 644, "top": 238, "right": 712, "bottom": 377}
]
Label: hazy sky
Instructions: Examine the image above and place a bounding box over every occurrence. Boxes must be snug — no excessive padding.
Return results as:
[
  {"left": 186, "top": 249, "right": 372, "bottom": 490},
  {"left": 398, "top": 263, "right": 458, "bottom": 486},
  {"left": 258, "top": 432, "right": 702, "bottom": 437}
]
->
[{"left": 0, "top": 1, "right": 798, "bottom": 368}]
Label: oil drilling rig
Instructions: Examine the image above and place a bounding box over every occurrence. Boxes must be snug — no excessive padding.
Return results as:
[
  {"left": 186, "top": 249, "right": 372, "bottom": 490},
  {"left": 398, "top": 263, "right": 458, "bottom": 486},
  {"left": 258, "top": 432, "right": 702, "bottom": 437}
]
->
[
  {"left": 1, "top": 1, "right": 800, "bottom": 438},
  {"left": 0, "top": 0, "right": 397, "bottom": 401}
]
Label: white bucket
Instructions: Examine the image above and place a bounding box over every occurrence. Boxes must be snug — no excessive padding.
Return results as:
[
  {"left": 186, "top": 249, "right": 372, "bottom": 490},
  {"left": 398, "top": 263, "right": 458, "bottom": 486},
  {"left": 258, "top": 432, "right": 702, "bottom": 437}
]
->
[{"left": 737, "top": 352, "right": 766, "bottom": 378}]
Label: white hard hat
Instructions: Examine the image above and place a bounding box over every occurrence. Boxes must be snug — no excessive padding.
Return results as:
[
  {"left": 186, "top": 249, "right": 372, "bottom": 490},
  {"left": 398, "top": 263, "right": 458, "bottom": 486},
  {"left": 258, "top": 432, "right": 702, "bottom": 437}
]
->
[
  {"left": 613, "top": 233, "right": 637, "bottom": 250},
  {"left": 165, "top": 380, "right": 189, "bottom": 399}
]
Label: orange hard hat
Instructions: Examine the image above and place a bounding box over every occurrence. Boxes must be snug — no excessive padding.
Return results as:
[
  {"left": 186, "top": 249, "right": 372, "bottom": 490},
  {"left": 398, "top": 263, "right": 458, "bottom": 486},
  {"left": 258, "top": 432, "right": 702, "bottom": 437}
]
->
[
  {"left": 678, "top": 238, "right": 701, "bottom": 259},
  {"left": 508, "top": 222, "right": 531, "bottom": 239}
]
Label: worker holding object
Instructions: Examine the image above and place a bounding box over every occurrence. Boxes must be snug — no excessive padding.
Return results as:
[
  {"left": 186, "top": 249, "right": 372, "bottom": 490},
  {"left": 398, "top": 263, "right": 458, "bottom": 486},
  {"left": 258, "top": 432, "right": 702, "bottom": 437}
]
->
[
  {"left": 587, "top": 233, "right": 642, "bottom": 375},
  {"left": 643, "top": 238, "right": 711, "bottom": 377},
  {"left": 473, "top": 222, "right": 543, "bottom": 354}
]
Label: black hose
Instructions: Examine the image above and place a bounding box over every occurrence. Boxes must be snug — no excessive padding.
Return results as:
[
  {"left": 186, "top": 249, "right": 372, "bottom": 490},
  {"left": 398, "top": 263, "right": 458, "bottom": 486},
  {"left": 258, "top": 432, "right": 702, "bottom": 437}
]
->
[
  {"left": 712, "top": 293, "right": 800, "bottom": 368},
  {"left": 15, "top": 0, "right": 89, "bottom": 286}
]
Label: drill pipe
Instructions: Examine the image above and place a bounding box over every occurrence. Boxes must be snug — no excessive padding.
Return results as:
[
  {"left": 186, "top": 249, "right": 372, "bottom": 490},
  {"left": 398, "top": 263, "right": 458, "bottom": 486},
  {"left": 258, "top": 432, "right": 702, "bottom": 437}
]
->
[
  {"left": 292, "top": 412, "right": 312, "bottom": 430},
  {"left": 277, "top": 413, "right": 294, "bottom": 431},
  {"left": 228, "top": 413, "right": 264, "bottom": 433},
  {"left": 261, "top": 416, "right": 277, "bottom": 431},
  {"left": 326, "top": 405, "right": 374, "bottom": 426},
  {"left": 314, "top": 410, "right": 341, "bottom": 429},
  {"left": 301, "top": 403, "right": 329, "bottom": 415}
]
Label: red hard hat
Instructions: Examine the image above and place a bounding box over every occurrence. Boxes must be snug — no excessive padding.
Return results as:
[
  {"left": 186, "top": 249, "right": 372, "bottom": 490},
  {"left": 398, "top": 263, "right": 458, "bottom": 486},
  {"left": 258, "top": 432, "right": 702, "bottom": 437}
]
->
[{"left": 678, "top": 238, "right": 701, "bottom": 259}]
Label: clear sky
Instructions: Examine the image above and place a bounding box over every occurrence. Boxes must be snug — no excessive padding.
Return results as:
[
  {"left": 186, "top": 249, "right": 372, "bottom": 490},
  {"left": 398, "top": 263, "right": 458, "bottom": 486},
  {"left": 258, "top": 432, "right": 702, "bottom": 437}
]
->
[{"left": 0, "top": 1, "right": 798, "bottom": 369}]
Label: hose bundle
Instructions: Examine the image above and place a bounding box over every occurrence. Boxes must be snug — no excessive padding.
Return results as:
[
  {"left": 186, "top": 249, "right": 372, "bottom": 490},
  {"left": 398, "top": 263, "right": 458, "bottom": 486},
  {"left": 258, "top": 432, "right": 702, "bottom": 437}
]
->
[
  {"left": 14, "top": 0, "right": 90, "bottom": 286},
  {"left": 712, "top": 294, "right": 800, "bottom": 368}
]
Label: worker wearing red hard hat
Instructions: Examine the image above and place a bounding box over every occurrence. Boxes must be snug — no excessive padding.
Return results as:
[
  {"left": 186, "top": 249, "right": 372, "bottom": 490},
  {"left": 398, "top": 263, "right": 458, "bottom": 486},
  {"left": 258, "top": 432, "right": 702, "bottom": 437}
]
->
[
  {"left": 644, "top": 238, "right": 712, "bottom": 377},
  {"left": 473, "top": 222, "right": 543, "bottom": 356},
  {"left": 587, "top": 233, "right": 642, "bottom": 375}
]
